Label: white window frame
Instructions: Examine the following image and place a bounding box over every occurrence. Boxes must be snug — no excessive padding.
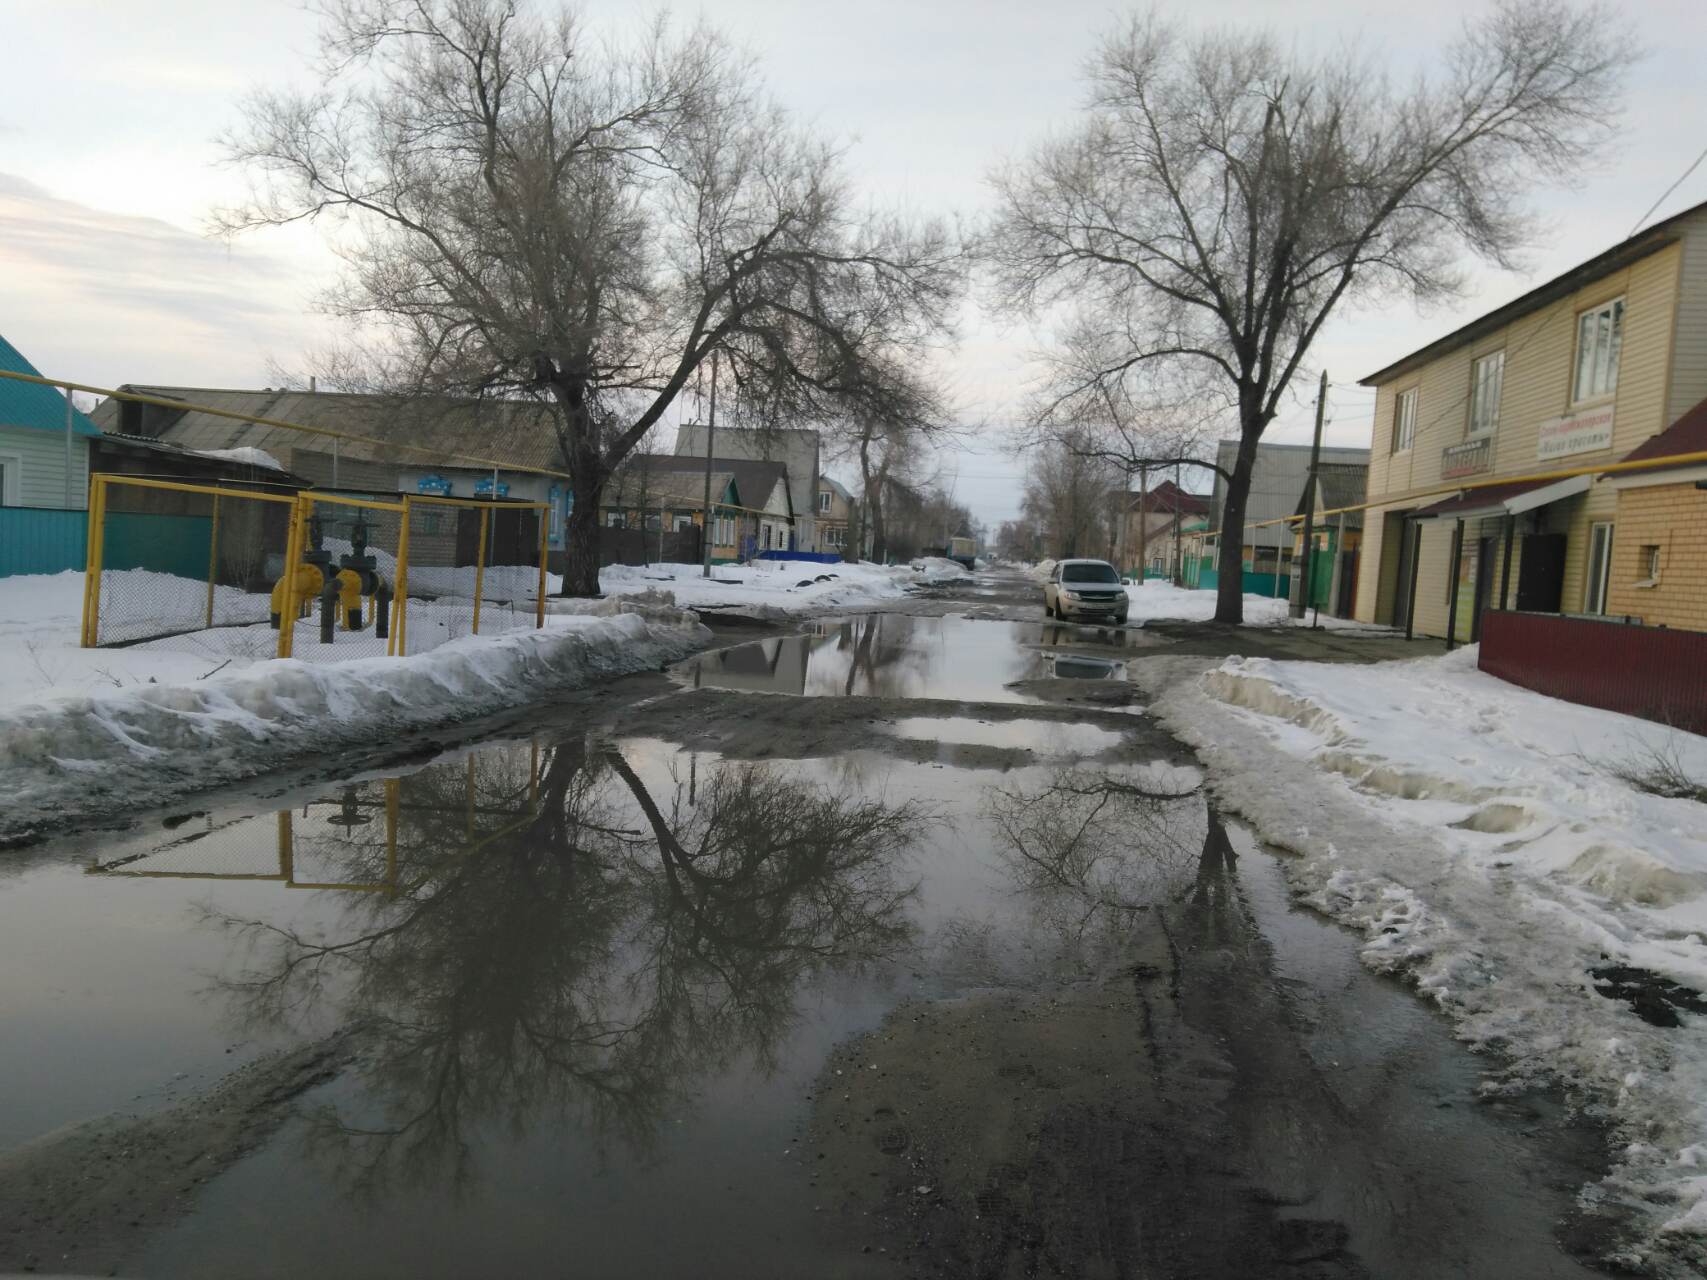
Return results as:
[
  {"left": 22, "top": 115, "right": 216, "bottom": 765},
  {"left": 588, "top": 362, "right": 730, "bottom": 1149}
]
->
[
  {"left": 1391, "top": 388, "right": 1418, "bottom": 454},
  {"left": 1572, "top": 297, "right": 1624, "bottom": 405},
  {"left": 1584, "top": 521, "right": 1614, "bottom": 614},
  {"left": 1468, "top": 351, "right": 1504, "bottom": 438},
  {"left": 818, "top": 489, "right": 831, "bottom": 513},
  {"left": 0, "top": 452, "right": 21, "bottom": 506}
]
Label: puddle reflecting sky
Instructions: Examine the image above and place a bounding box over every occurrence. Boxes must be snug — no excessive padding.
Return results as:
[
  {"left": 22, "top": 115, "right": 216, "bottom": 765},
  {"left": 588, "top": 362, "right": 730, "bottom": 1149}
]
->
[{"left": 674, "top": 614, "right": 1153, "bottom": 701}]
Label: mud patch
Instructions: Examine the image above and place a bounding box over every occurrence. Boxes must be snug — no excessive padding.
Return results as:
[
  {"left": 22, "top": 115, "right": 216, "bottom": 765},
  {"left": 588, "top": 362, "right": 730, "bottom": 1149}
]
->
[
  {"left": 1591, "top": 965, "right": 1707, "bottom": 1028},
  {"left": 808, "top": 989, "right": 1365, "bottom": 1278},
  {"left": 0, "top": 1034, "right": 352, "bottom": 1275}
]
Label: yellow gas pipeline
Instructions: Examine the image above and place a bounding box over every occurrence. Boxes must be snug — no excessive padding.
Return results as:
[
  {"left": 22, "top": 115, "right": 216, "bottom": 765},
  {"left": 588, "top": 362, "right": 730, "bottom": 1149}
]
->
[{"left": 270, "top": 564, "right": 325, "bottom": 628}]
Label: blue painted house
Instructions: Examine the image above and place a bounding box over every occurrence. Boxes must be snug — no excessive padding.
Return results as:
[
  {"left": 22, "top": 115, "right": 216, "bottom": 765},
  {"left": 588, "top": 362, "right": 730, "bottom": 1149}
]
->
[{"left": 0, "top": 333, "right": 100, "bottom": 575}]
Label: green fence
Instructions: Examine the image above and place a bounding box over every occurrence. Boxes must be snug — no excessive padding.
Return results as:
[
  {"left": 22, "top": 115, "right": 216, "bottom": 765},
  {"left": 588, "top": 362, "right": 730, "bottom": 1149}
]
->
[{"left": 0, "top": 506, "right": 86, "bottom": 577}]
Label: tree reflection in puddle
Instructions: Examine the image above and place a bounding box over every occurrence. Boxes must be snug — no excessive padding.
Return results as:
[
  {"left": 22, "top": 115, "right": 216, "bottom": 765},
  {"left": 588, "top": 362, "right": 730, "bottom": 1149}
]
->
[{"left": 200, "top": 738, "right": 926, "bottom": 1196}]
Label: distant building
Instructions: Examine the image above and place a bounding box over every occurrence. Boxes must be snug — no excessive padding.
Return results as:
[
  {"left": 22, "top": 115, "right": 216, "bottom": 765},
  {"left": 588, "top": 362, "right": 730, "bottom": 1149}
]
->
[
  {"left": 817, "top": 476, "right": 856, "bottom": 557},
  {"left": 1289, "top": 462, "right": 1369, "bottom": 617},
  {"left": 674, "top": 424, "right": 821, "bottom": 551},
  {"left": 1117, "top": 478, "right": 1209, "bottom": 579},
  {"left": 602, "top": 454, "right": 793, "bottom": 561},
  {"left": 1208, "top": 440, "right": 1370, "bottom": 576}
]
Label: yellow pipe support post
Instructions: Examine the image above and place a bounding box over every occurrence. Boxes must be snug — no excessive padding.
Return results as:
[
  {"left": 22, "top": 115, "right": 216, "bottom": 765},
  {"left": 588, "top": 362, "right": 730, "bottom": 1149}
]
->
[
  {"left": 472, "top": 505, "right": 491, "bottom": 636},
  {"left": 205, "top": 494, "right": 221, "bottom": 631},
  {"left": 81, "top": 475, "right": 106, "bottom": 647},
  {"left": 391, "top": 499, "right": 413, "bottom": 657},
  {"left": 536, "top": 504, "right": 550, "bottom": 629},
  {"left": 277, "top": 498, "right": 307, "bottom": 659}
]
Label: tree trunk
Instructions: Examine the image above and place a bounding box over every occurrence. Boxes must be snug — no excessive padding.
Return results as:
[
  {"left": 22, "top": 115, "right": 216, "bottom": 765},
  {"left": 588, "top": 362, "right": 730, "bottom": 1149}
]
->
[
  {"left": 1212, "top": 431, "right": 1262, "bottom": 625},
  {"left": 559, "top": 466, "right": 606, "bottom": 598}
]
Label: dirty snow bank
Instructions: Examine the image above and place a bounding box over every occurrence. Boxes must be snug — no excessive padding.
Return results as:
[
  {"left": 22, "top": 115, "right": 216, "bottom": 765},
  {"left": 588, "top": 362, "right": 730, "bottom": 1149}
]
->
[
  {"left": 591, "top": 558, "right": 942, "bottom": 617},
  {"left": 0, "top": 609, "right": 712, "bottom": 844},
  {"left": 1134, "top": 647, "right": 1707, "bottom": 1270}
]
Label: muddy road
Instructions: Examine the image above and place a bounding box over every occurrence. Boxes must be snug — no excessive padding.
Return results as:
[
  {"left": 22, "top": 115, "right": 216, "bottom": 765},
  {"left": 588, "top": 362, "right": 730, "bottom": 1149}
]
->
[{"left": 0, "top": 569, "right": 1618, "bottom": 1277}]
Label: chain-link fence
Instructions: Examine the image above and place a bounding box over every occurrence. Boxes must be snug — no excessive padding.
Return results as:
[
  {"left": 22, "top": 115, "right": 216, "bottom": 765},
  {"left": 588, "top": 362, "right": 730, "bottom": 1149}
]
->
[
  {"left": 84, "top": 479, "right": 548, "bottom": 663},
  {"left": 84, "top": 476, "right": 297, "bottom": 650},
  {"left": 393, "top": 496, "right": 546, "bottom": 656}
]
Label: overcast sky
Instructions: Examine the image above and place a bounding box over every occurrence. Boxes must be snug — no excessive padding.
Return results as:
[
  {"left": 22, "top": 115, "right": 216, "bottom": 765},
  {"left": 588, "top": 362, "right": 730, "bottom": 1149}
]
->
[{"left": 6, "top": 0, "right": 1706, "bottom": 527}]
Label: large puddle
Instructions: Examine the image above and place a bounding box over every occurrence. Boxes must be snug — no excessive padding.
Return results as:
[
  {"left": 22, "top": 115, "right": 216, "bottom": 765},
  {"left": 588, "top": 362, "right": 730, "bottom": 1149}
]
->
[
  {"left": 672, "top": 614, "right": 1157, "bottom": 701},
  {"left": 0, "top": 611, "right": 1612, "bottom": 1277}
]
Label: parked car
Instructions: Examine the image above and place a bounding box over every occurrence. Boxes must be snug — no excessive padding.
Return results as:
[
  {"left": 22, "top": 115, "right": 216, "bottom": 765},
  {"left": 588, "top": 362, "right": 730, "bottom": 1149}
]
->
[{"left": 1043, "top": 559, "right": 1129, "bottom": 623}]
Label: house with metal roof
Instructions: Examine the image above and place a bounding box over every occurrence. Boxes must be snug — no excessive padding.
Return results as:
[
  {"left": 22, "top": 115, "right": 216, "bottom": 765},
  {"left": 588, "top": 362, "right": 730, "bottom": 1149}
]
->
[
  {"left": 0, "top": 334, "right": 102, "bottom": 576},
  {"left": 86, "top": 384, "right": 575, "bottom": 559},
  {"left": 602, "top": 454, "right": 794, "bottom": 562},
  {"left": 0, "top": 334, "right": 99, "bottom": 511}
]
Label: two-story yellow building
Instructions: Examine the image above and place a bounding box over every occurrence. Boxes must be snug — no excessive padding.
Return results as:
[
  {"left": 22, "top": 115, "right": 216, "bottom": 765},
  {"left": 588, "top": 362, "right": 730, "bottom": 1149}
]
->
[{"left": 1356, "top": 199, "right": 1707, "bottom": 640}]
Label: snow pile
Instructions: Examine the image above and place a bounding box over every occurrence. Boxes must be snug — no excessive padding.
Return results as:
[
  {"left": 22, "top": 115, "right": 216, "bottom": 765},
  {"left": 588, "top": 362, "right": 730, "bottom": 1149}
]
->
[
  {"left": 1123, "top": 579, "right": 1388, "bottom": 631},
  {"left": 1137, "top": 645, "right": 1707, "bottom": 1267},
  {"left": 909, "top": 555, "right": 974, "bottom": 585},
  {"left": 592, "top": 558, "right": 939, "bottom": 617},
  {"left": 0, "top": 608, "right": 712, "bottom": 843},
  {"left": 189, "top": 446, "right": 284, "bottom": 470}
]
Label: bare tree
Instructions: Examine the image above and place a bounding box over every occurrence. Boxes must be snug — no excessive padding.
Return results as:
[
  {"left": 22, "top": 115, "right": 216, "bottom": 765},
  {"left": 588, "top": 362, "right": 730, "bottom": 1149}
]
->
[
  {"left": 217, "top": 0, "right": 961, "bottom": 596},
  {"left": 986, "top": 1, "right": 1635, "bottom": 621},
  {"left": 1020, "top": 432, "right": 1123, "bottom": 560}
]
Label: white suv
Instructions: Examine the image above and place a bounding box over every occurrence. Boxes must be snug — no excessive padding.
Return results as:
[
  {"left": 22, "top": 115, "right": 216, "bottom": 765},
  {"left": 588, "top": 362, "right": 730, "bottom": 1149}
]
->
[{"left": 1043, "top": 559, "right": 1129, "bottom": 623}]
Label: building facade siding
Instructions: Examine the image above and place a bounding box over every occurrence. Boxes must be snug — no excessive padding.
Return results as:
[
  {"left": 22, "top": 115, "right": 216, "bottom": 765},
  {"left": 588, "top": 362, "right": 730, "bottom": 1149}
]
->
[{"left": 1355, "top": 221, "right": 1702, "bottom": 638}]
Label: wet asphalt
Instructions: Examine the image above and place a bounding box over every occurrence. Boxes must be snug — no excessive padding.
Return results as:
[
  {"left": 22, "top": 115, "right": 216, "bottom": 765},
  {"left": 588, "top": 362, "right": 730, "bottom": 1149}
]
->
[{"left": 0, "top": 569, "right": 1616, "bottom": 1278}]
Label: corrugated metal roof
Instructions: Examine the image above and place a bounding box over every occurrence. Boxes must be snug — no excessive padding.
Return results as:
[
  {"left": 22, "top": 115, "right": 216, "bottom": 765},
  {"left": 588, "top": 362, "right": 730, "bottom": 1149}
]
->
[
  {"left": 86, "top": 385, "right": 562, "bottom": 470},
  {"left": 0, "top": 335, "right": 100, "bottom": 436},
  {"left": 640, "top": 455, "right": 793, "bottom": 515},
  {"left": 1619, "top": 395, "right": 1707, "bottom": 470}
]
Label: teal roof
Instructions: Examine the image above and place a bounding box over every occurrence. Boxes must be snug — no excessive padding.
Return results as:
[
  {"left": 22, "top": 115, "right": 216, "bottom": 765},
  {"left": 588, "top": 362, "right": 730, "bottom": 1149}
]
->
[{"left": 0, "top": 334, "right": 100, "bottom": 437}]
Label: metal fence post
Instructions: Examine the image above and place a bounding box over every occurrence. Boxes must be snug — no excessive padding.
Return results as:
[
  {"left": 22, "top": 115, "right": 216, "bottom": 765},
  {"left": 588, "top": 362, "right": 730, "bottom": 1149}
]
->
[
  {"left": 277, "top": 496, "right": 308, "bottom": 659},
  {"left": 391, "top": 497, "right": 413, "bottom": 657},
  {"left": 205, "top": 494, "right": 222, "bottom": 631},
  {"left": 81, "top": 475, "right": 106, "bottom": 647},
  {"left": 472, "top": 505, "right": 491, "bottom": 635},
  {"left": 536, "top": 503, "right": 550, "bottom": 628}
]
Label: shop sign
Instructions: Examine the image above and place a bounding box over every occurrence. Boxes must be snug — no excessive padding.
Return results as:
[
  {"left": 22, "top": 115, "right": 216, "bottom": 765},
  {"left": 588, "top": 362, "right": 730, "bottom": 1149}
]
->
[{"left": 1537, "top": 406, "right": 1614, "bottom": 460}]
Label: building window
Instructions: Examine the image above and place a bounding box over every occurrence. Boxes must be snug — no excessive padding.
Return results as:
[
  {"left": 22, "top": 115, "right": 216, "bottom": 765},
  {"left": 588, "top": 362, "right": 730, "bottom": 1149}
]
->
[
  {"left": 1391, "top": 388, "right": 1418, "bottom": 453},
  {"left": 1573, "top": 297, "right": 1624, "bottom": 404},
  {"left": 1468, "top": 351, "right": 1504, "bottom": 437},
  {"left": 1637, "top": 543, "right": 1661, "bottom": 586},
  {"left": 818, "top": 489, "right": 831, "bottom": 513},
  {"left": 1584, "top": 521, "right": 1614, "bottom": 614}
]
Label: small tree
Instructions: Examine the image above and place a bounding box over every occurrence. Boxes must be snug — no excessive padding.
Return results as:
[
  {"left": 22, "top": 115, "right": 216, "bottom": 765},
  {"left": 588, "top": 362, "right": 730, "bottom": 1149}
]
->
[
  {"left": 986, "top": 1, "right": 1634, "bottom": 621},
  {"left": 218, "top": 0, "right": 960, "bottom": 596}
]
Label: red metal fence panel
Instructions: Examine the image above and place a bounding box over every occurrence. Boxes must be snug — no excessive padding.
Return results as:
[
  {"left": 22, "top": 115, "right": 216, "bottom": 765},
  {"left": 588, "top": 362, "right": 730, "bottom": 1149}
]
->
[{"left": 1479, "top": 610, "right": 1707, "bottom": 735}]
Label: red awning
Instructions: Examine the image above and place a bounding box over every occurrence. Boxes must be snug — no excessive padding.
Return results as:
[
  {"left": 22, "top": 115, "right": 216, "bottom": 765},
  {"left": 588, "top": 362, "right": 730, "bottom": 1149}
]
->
[{"left": 1413, "top": 474, "right": 1591, "bottom": 520}]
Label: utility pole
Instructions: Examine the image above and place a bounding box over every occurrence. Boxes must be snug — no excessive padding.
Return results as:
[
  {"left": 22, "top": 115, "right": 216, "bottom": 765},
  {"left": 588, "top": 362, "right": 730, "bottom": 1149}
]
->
[
  {"left": 700, "top": 351, "right": 719, "bottom": 579},
  {"left": 1292, "top": 369, "right": 1329, "bottom": 619},
  {"left": 1172, "top": 460, "right": 1184, "bottom": 586},
  {"left": 1135, "top": 467, "right": 1148, "bottom": 584}
]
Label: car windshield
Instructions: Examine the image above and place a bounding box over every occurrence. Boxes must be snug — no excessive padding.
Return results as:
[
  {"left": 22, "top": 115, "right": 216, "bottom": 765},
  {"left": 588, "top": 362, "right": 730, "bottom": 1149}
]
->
[{"left": 1062, "top": 563, "right": 1119, "bottom": 584}]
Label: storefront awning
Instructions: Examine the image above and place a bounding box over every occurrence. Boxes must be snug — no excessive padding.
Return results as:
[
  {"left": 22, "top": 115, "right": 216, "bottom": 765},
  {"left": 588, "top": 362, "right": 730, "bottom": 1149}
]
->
[{"left": 1412, "top": 473, "right": 1591, "bottom": 521}]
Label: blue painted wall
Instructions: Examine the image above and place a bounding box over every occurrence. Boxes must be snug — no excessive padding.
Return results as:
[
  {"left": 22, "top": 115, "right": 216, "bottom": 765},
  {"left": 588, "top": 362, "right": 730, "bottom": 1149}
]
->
[{"left": 0, "top": 506, "right": 87, "bottom": 577}]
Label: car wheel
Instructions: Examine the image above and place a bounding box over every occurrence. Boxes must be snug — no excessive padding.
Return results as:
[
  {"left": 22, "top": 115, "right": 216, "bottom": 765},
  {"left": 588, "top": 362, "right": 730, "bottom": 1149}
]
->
[{"left": 1043, "top": 597, "right": 1054, "bottom": 618}]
